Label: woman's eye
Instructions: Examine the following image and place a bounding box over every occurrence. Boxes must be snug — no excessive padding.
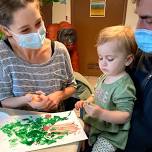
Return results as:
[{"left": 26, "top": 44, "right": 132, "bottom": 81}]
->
[
  {"left": 20, "top": 29, "right": 30, "bottom": 34},
  {"left": 35, "top": 21, "right": 42, "bottom": 28}
]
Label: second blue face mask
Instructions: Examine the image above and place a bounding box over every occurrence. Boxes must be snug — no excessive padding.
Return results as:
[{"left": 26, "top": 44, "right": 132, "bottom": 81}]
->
[
  {"left": 135, "top": 29, "right": 152, "bottom": 53},
  {"left": 13, "top": 25, "right": 46, "bottom": 49}
]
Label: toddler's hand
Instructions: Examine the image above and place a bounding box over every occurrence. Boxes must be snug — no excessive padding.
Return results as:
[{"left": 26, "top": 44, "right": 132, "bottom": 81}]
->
[
  {"left": 84, "top": 103, "right": 103, "bottom": 118},
  {"left": 75, "top": 100, "right": 85, "bottom": 110}
]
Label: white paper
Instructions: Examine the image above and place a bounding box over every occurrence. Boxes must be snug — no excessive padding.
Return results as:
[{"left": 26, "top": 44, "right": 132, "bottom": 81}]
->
[
  {"left": 0, "top": 112, "right": 10, "bottom": 122},
  {"left": 0, "top": 110, "right": 87, "bottom": 152}
]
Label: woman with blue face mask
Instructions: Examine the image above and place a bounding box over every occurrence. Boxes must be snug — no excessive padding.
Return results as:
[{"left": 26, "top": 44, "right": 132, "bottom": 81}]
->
[{"left": 0, "top": 0, "right": 77, "bottom": 112}]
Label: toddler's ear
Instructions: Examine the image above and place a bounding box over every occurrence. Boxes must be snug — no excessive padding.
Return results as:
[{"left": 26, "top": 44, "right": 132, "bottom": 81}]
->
[{"left": 125, "top": 54, "right": 134, "bottom": 66}]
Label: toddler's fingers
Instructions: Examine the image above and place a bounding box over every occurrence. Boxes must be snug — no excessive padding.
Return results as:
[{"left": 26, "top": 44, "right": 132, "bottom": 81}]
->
[{"left": 75, "top": 103, "right": 80, "bottom": 110}]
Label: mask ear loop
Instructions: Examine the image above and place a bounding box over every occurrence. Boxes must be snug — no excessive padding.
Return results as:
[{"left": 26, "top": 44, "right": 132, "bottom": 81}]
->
[
  {"left": 37, "top": 23, "right": 45, "bottom": 33},
  {"left": 38, "top": 24, "right": 46, "bottom": 43},
  {"left": 0, "top": 26, "right": 14, "bottom": 38},
  {"left": 39, "top": 22, "right": 46, "bottom": 33}
]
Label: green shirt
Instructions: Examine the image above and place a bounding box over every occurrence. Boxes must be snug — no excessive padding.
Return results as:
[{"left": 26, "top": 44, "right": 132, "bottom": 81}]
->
[{"left": 84, "top": 74, "right": 136, "bottom": 150}]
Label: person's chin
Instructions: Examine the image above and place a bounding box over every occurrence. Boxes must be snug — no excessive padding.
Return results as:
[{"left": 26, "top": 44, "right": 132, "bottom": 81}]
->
[{"left": 101, "top": 68, "right": 108, "bottom": 73}]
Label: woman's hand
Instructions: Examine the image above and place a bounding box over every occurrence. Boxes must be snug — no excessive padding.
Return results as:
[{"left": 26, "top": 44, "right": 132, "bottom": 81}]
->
[
  {"left": 26, "top": 93, "right": 49, "bottom": 111},
  {"left": 47, "top": 91, "right": 63, "bottom": 110},
  {"left": 26, "top": 91, "right": 50, "bottom": 111}
]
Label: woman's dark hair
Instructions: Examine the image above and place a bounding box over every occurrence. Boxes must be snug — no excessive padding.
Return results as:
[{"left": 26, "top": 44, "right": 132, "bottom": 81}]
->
[{"left": 0, "top": 0, "right": 39, "bottom": 27}]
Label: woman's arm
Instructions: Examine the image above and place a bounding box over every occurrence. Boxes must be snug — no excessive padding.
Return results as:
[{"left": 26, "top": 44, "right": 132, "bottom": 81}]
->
[
  {"left": 1, "top": 86, "right": 75, "bottom": 110},
  {"left": 58, "top": 86, "right": 76, "bottom": 101},
  {"left": 47, "top": 86, "right": 76, "bottom": 110},
  {"left": 1, "top": 95, "right": 31, "bottom": 108}
]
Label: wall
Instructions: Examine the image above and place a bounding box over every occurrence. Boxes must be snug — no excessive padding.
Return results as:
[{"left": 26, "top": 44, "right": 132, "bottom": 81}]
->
[
  {"left": 125, "top": 0, "right": 138, "bottom": 30},
  {"left": 41, "top": 4, "right": 52, "bottom": 25},
  {"left": 52, "top": 0, "right": 138, "bottom": 29},
  {"left": 52, "top": 1, "right": 71, "bottom": 23}
]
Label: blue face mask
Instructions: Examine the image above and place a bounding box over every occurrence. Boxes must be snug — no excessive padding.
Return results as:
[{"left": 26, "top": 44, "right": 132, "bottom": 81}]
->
[
  {"left": 12, "top": 25, "right": 46, "bottom": 49},
  {"left": 135, "top": 29, "right": 152, "bottom": 53}
]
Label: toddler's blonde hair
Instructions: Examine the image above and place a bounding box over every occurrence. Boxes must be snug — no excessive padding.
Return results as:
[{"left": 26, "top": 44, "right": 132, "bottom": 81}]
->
[{"left": 96, "top": 25, "right": 137, "bottom": 55}]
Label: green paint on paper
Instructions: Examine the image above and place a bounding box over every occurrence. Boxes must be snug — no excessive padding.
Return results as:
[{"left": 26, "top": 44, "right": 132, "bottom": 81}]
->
[{"left": 0, "top": 113, "right": 71, "bottom": 146}]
